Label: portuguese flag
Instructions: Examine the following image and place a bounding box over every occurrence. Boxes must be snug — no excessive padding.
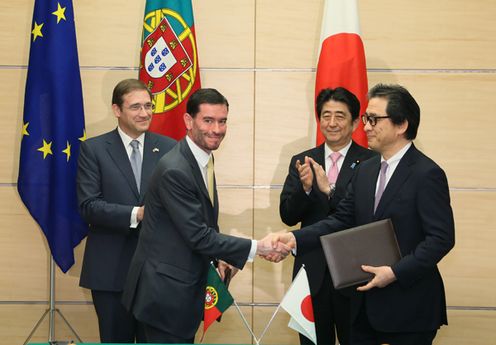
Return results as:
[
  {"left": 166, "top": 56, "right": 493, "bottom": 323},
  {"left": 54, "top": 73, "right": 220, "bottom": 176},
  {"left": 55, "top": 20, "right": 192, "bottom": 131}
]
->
[
  {"left": 140, "top": 0, "right": 201, "bottom": 140},
  {"left": 202, "top": 265, "right": 234, "bottom": 338}
]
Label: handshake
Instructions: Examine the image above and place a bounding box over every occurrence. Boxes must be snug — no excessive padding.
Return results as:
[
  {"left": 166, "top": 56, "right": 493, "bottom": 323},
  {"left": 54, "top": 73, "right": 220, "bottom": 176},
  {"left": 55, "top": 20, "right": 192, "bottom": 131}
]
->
[{"left": 255, "top": 231, "right": 297, "bottom": 262}]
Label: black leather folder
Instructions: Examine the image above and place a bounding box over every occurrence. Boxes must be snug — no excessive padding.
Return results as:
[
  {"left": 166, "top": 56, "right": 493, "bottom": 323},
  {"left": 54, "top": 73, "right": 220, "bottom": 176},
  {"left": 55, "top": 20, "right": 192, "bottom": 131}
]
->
[{"left": 319, "top": 219, "right": 401, "bottom": 289}]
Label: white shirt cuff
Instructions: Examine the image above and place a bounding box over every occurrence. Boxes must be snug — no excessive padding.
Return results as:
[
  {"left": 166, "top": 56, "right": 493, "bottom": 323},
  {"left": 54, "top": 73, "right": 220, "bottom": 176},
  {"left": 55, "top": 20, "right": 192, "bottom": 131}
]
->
[
  {"left": 247, "top": 240, "right": 257, "bottom": 262},
  {"left": 130, "top": 206, "right": 140, "bottom": 228}
]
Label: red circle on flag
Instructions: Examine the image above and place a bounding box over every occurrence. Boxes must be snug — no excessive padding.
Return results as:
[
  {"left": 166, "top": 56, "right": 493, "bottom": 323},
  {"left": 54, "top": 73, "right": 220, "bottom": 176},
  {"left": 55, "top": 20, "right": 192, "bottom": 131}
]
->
[{"left": 300, "top": 295, "right": 314, "bottom": 322}]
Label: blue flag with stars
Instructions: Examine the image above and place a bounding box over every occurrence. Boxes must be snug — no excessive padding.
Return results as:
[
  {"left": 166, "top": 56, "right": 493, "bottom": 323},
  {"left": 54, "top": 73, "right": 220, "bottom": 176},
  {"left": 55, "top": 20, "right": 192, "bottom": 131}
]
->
[{"left": 18, "top": 0, "right": 88, "bottom": 273}]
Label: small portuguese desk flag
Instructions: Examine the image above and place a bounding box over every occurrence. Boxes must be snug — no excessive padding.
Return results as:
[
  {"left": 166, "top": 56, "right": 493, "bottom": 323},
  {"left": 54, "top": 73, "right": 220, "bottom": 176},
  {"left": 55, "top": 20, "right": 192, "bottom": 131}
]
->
[{"left": 202, "top": 264, "right": 234, "bottom": 339}]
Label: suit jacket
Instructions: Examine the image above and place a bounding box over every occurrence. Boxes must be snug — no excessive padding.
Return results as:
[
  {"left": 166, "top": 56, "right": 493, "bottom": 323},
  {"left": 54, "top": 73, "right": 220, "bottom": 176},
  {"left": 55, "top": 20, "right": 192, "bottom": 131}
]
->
[
  {"left": 122, "top": 138, "right": 252, "bottom": 339},
  {"left": 280, "top": 141, "right": 376, "bottom": 294},
  {"left": 77, "top": 129, "right": 176, "bottom": 291},
  {"left": 294, "top": 144, "right": 455, "bottom": 332}
]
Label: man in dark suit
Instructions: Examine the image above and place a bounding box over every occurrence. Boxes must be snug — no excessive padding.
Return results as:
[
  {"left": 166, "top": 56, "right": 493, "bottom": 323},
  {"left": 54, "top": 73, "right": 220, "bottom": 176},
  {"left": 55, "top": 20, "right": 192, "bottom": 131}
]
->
[
  {"left": 280, "top": 87, "right": 376, "bottom": 345},
  {"left": 77, "top": 79, "right": 176, "bottom": 343},
  {"left": 122, "top": 88, "right": 289, "bottom": 343},
  {"left": 269, "top": 84, "right": 455, "bottom": 345}
]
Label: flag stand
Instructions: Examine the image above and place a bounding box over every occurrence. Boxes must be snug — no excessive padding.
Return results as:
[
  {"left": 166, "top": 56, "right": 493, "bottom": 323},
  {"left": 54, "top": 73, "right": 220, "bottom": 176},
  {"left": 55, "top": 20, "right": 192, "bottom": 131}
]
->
[
  {"left": 23, "top": 257, "right": 82, "bottom": 345},
  {"left": 256, "top": 304, "right": 282, "bottom": 344},
  {"left": 232, "top": 301, "right": 260, "bottom": 345}
]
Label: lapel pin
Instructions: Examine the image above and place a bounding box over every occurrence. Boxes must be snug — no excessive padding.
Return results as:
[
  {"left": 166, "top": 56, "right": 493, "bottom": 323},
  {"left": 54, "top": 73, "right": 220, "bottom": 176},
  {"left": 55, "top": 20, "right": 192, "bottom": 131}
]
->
[
  {"left": 153, "top": 148, "right": 159, "bottom": 153},
  {"left": 350, "top": 160, "right": 360, "bottom": 169}
]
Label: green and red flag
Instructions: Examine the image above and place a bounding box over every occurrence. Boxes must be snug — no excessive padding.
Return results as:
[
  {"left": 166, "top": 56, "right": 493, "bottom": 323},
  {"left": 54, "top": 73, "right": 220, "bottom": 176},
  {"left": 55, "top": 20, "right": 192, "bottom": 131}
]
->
[
  {"left": 202, "top": 265, "right": 234, "bottom": 338},
  {"left": 140, "top": 0, "right": 201, "bottom": 140}
]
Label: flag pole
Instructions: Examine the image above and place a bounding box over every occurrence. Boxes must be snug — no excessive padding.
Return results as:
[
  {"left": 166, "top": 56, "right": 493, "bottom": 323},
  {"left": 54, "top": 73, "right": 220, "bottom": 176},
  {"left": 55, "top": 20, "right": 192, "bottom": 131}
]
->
[
  {"left": 48, "top": 257, "right": 55, "bottom": 341},
  {"left": 23, "top": 256, "right": 82, "bottom": 345},
  {"left": 256, "top": 303, "right": 282, "bottom": 344},
  {"left": 257, "top": 265, "right": 307, "bottom": 344},
  {"left": 232, "top": 300, "right": 260, "bottom": 345}
]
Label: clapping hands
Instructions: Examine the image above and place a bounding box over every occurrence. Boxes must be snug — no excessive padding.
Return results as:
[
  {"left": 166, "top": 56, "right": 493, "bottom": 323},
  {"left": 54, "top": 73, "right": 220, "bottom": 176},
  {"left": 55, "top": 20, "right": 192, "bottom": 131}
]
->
[{"left": 296, "top": 156, "right": 335, "bottom": 196}]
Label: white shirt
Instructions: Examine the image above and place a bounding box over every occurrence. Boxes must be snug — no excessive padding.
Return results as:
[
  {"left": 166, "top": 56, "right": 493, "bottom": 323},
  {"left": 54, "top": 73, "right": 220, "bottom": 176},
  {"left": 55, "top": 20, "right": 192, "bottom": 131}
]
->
[
  {"left": 185, "top": 135, "right": 211, "bottom": 189},
  {"left": 117, "top": 127, "right": 145, "bottom": 228},
  {"left": 185, "top": 136, "right": 257, "bottom": 262},
  {"left": 118, "top": 127, "right": 145, "bottom": 162},
  {"left": 376, "top": 142, "right": 412, "bottom": 194}
]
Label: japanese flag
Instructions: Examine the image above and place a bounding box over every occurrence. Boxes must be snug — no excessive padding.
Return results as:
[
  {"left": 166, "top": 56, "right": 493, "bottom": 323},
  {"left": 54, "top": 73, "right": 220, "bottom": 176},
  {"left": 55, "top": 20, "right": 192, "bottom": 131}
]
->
[
  {"left": 315, "top": 0, "right": 368, "bottom": 147},
  {"left": 280, "top": 266, "right": 316, "bottom": 344}
]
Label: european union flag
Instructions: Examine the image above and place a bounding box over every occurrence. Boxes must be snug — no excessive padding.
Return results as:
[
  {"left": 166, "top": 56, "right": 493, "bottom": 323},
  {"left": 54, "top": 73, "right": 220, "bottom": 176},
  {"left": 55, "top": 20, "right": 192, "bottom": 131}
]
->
[{"left": 17, "top": 0, "right": 88, "bottom": 273}]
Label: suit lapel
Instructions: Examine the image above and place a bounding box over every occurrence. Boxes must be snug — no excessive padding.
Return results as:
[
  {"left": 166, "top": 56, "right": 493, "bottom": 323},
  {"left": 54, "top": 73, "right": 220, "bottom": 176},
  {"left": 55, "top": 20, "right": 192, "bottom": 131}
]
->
[
  {"left": 212, "top": 156, "right": 219, "bottom": 223},
  {"left": 374, "top": 145, "right": 417, "bottom": 218},
  {"left": 336, "top": 142, "right": 362, "bottom": 187},
  {"left": 140, "top": 132, "right": 162, "bottom": 202},
  {"left": 314, "top": 144, "right": 326, "bottom": 166},
  {"left": 179, "top": 139, "right": 213, "bottom": 207},
  {"left": 106, "top": 129, "right": 140, "bottom": 198},
  {"left": 361, "top": 156, "right": 381, "bottom": 219}
]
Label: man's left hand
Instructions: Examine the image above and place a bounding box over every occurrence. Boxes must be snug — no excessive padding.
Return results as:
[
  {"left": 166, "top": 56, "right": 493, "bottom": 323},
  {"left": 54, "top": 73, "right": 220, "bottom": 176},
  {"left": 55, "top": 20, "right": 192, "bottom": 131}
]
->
[
  {"left": 356, "top": 265, "right": 397, "bottom": 291},
  {"left": 217, "top": 260, "right": 238, "bottom": 280}
]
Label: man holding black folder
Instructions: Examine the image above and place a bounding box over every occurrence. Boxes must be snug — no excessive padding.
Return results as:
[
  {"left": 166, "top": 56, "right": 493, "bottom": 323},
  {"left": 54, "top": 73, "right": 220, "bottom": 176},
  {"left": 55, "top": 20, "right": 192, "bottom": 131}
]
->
[
  {"left": 280, "top": 87, "right": 376, "bottom": 345},
  {"left": 268, "top": 84, "right": 455, "bottom": 345}
]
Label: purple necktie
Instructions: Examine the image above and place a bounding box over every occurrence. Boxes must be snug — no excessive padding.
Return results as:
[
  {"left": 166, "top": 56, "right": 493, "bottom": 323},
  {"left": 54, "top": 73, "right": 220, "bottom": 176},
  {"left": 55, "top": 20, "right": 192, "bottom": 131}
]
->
[
  {"left": 374, "top": 161, "right": 389, "bottom": 212},
  {"left": 327, "top": 152, "right": 342, "bottom": 184}
]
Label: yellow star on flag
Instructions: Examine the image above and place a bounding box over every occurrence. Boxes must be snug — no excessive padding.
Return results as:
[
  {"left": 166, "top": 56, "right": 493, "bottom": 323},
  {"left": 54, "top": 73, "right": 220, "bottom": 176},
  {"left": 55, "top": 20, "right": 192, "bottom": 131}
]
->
[
  {"left": 32, "top": 22, "right": 44, "bottom": 42},
  {"left": 52, "top": 3, "right": 67, "bottom": 24},
  {"left": 22, "top": 122, "right": 30, "bottom": 137},
  {"left": 79, "top": 129, "right": 87, "bottom": 142},
  {"left": 37, "top": 139, "right": 53, "bottom": 159},
  {"left": 62, "top": 141, "right": 71, "bottom": 162}
]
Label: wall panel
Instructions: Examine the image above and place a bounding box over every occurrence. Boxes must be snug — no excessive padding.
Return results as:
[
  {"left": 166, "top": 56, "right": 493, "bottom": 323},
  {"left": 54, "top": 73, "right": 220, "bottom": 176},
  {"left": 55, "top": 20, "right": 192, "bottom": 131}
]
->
[
  {"left": 436, "top": 310, "right": 496, "bottom": 345},
  {"left": 0, "top": 188, "right": 49, "bottom": 301},
  {"left": 361, "top": 0, "right": 496, "bottom": 69},
  {"left": 254, "top": 71, "right": 316, "bottom": 186},
  {"left": 441, "top": 191, "right": 496, "bottom": 307},
  {"left": 0, "top": 69, "right": 27, "bottom": 183},
  {"left": 0, "top": 0, "right": 32, "bottom": 66},
  {"left": 256, "top": 0, "right": 322, "bottom": 68},
  {"left": 194, "top": 0, "right": 255, "bottom": 68}
]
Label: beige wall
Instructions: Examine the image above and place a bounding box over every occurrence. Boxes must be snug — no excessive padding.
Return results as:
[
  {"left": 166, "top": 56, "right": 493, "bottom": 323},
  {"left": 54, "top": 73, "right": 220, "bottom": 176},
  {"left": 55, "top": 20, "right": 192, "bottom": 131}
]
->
[{"left": 1, "top": 0, "right": 495, "bottom": 344}]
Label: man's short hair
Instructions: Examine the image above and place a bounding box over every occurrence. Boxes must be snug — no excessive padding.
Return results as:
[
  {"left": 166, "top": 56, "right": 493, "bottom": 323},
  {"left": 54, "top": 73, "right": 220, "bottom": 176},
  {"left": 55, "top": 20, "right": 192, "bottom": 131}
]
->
[
  {"left": 316, "top": 87, "right": 361, "bottom": 121},
  {"left": 368, "top": 84, "right": 420, "bottom": 140},
  {"left": 186, "top": 88, "right": 229, "bottom": 118},
  {"left": 112, "top": 79, "right": 152, "bottom": 109}
]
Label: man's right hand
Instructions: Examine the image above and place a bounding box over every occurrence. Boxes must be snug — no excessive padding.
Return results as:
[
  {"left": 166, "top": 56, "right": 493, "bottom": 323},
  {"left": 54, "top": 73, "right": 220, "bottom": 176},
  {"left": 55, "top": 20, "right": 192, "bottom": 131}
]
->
[
  {"left": 137, "top": 206, "right": 145, "bottom": 222},
  {"left": 256, "top": 233, "right": 294, "bottom": 262},
  {"left": 257, "top": 231, "right": 297, "bottom": 262}
]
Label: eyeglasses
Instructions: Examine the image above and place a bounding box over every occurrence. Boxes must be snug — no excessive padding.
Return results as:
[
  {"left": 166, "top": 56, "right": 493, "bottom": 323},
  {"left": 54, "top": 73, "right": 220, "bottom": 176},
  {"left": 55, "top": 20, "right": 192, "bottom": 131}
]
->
[
  {"left": 126, "top": 103, "right": 154, "bottom": 112},
  {"left": 361, "top": 114, "right": 391, "bottom": 126}
]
